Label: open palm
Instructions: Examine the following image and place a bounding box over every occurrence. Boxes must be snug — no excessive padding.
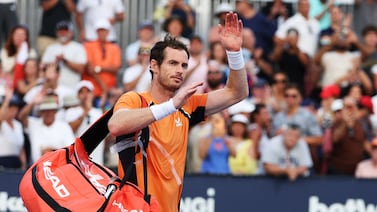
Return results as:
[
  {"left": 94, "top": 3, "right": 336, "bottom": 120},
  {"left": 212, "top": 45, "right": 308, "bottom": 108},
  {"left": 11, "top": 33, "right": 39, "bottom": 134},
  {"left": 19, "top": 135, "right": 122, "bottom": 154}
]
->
[{"left": 218, "top": 12, "right": 243, "bottom": 51}]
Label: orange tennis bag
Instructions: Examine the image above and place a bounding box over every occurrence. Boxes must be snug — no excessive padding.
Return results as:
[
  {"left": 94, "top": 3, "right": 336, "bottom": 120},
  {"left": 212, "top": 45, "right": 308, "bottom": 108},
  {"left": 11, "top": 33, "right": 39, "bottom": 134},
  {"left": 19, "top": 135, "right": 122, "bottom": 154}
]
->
[{"left": 19, "top": 107, "right": 159, "bottom": 211}]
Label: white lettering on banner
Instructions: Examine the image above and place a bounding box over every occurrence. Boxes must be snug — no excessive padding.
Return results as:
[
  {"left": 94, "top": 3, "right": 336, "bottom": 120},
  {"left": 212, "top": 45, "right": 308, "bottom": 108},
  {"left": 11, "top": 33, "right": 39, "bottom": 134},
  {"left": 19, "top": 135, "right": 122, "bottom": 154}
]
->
[
  {"left": 309, "top": 196, "right": 377, "bottom": 212},
  {"left": 43, "top": 161, "right": 70, "bottom": 198},
  {"left": 111, "top": 200, "right": 144, "bottom": 212},
  {"left": 180, "top": 187, "right": 215, "bottom": 212},
  {"left": 0, "top": 192, "right": 26, "bottom": 212}
]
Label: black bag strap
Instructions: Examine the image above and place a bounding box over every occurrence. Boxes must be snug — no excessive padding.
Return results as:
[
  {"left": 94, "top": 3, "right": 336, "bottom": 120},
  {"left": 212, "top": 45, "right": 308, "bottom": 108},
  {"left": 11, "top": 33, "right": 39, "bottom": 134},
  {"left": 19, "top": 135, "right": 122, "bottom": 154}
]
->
[{"left": 79, "top": 107, "right": 114, "bottom": 154}]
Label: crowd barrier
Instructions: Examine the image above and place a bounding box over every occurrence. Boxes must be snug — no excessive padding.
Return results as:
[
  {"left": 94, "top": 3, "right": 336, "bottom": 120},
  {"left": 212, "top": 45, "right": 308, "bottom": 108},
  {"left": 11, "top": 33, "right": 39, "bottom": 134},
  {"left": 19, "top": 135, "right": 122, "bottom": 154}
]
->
[{"left": 1, "top": 170, "right": 376, "bottom": 212}]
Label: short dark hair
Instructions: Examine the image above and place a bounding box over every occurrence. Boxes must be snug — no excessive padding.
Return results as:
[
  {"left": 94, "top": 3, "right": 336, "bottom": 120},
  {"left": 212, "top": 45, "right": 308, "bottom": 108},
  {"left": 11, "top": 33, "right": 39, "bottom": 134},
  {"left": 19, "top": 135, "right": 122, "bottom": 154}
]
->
[
  {"left": 362, "top": 25, "right": 377, "bottom": 37},
  {"left": 250, "top": 103, "right": 266, "bottom": 122},
  {"left": 149, "top": 34, "right": 189, "bottom": 78}
]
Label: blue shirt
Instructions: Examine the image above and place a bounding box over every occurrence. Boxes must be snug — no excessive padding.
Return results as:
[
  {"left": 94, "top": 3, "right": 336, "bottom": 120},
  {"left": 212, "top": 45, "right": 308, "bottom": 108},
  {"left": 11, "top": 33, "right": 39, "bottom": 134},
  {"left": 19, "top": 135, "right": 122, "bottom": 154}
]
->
[{"left": 201, "top": 137, "right": 231, "bottom": 174}]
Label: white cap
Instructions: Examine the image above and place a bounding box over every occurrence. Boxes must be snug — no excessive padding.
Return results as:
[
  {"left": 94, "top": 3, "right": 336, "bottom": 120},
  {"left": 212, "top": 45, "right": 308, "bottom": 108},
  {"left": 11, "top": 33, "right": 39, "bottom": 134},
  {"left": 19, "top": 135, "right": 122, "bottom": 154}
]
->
[
  {"left": 228, "top": 99, "right": 255, "bottom": 115},
  {"left": 231, "top": 114, "right": 249, "bottom": 124},
  {"left": 63, "top": 95, "right": 80, "bottom": 107},
  {"left": 39, "top": 97, "right": 59, "bottom": 111},
  {"left": 331, "top": 99, "right": 343, "bottom": 112},
  {"left": 95, "top": 19, "right": 111, "bottom": 31},
  {"left": 76, "top": 80, "right": 94, "bottom": 93},
  {"left": 215, "top": 3, "right": 234, "bottom": 17}
]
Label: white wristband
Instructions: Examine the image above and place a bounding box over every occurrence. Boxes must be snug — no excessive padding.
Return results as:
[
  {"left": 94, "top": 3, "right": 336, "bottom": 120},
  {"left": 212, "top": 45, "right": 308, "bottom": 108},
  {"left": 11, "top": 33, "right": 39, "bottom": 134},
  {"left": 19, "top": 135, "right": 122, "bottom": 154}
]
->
[
  {"left": 226, "top": 50, "right": 245, "bottom": 71},
  {"left": 150, "top": 98, "right": 177, "bottom": 121}
]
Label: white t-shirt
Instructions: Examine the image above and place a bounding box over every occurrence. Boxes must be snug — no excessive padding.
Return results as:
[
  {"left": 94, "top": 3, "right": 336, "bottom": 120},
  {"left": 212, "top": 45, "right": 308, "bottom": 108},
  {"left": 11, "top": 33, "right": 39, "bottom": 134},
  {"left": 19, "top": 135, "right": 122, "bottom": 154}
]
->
[
  {"left": 0, "top": 48, "right": 37, "bottom": 73},
  {"left": 275, "top": 13, "right": 320, "bottom": 57},
  {"left": 321, "top": 51, "right": 360, "bottom": 87},
  {"left": 76, "top": 0, "right": 124, "bottom": 41},
  {"left": 0, "top": 120, "right": 24, "bottom": 156},
  {"left": 64, "top": 106, "right": 104, "bottom": 164},
  {"left": 122, "top": 64, "right": 151, "bottom": 92},
  {"left": 28, "top": 117, "right": 75, "bottom": 163},
  {"left": 42, "top": 41, "right": 87, "bottom": 89}
]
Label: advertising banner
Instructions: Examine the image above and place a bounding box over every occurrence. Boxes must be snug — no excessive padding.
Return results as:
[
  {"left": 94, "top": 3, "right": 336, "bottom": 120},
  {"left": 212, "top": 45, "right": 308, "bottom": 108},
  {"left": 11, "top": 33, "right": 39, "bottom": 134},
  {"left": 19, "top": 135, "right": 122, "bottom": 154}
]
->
[{"left": 1, "top": 171, "right": 377, "bottom": 212}]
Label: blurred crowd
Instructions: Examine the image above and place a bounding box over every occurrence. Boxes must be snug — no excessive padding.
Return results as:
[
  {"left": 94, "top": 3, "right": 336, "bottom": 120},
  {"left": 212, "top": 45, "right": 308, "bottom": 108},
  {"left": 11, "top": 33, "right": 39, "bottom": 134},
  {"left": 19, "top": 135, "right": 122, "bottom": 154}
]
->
[{"left": 1, "top": 0, "right": 377, "bottom": 181}]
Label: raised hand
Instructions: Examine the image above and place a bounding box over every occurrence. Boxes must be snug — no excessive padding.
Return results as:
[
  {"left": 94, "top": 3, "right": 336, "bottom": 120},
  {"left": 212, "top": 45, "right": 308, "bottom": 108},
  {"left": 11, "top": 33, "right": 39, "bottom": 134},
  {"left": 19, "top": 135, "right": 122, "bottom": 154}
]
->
[
  {"left": 218, "top": 12, "right": 243, "bottom": 51},
  {"left": 172, "top": 81, "right": 203, "bottom": 109}
]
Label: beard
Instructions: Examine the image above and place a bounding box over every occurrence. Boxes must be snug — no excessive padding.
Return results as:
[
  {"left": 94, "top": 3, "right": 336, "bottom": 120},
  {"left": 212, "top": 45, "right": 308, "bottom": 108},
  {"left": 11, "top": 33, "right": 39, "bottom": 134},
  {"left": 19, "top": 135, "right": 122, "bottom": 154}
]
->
[
  {"left": 207, "top": 79, "right": 222, "bottom": 89},
  {"left": 157, "top": 73, "right": 182, "bottom": 92}
]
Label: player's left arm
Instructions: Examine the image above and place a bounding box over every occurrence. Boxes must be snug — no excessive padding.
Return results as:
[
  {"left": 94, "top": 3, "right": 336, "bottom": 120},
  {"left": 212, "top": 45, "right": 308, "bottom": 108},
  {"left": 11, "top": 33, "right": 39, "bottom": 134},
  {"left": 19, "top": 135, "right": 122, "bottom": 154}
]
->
[{"left": 205, "top": 12, "right": 249, "bottom": 116}]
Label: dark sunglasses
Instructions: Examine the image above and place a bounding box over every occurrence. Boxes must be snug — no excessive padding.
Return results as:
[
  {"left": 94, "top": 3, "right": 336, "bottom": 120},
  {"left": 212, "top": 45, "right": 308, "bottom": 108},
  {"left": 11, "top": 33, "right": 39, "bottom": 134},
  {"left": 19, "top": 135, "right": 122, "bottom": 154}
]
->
[
  {"left": 274, "top": 79, "right": 287, "bottom": 84},
  {"left": 285, "top": 93, "right": 298, "bottom": 98}
]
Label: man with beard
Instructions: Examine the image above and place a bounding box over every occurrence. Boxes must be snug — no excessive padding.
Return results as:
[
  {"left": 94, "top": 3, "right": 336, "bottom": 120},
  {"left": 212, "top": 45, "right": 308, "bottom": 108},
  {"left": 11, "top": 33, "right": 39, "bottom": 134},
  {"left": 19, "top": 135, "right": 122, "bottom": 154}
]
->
[
  {"left": 41, "top": 21, "right": 87, "bottom": 91},
  {"left": 108, "top": 12, "right": 248, "bottom": 212},
  {"left": 203, "top": 60, "right": 226, "bottom": 93}
]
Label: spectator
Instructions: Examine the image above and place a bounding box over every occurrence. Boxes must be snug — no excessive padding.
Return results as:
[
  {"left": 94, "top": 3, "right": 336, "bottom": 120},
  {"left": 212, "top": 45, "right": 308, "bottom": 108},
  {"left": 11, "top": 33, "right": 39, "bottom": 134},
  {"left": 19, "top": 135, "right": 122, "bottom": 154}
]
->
[
  {"left": 242, "top": 28, "right": 274, "bottom": 84},
  {"left": 37, "top": 0, "right": 76, "bottom": 57},
  {"left": 355, "top": 138, "right": 377, "bottom": 178},
  {"left": 18, "top": 95, "right": 74, "bottom": 163},
  {"left": 164, "top": 0, "right": 196, "bottom": 38},
  {"left": 125, "top": 20, "right": 157, "bottom": 67},
  {"left": 327, "top": 96, "right": 368, "bottom": 175},
  {"left": 203, "top": 60, "right": 225, "bottom": 93},
  {"left": 269, "top": 72, "right": 288, "bottom": 115},
  {"left": 353, "top": 0, "right": 377, "bottom": 39},
  {"left": 270, "top": 28, "right": 309, "bottom": 94},
  {"left": 23, "top": 63, "right": 73, "bottom": 114},
  {"left": 55, "top": 94, "right": 80, "bottom": 121},
  {"left": 360, "top": 25, "right": 377, "bottom": 86},
  {"left": 358, "top": 96, "right": 375, "bottom": 143},
  {"left": 83, "top": 19, "right": 122, "bottom": 109},
  {"left": 208, "top": 2, "right": 234, "bottom": 44},
  {"left": 0, "top": 59, "right": 12, "bottom": 90},
  {"left": 261, "top": 0, "right": 294, "bottom": 27},
  {"left": 41, "top": 21, "right": 87, "bottom": 90},
  {"left": 250, "top": 78, "right": 271, "bottom": 105},
  {"left": 182, "top": 35, "right": 208, "bottom": 94},
  {"left": 314, "top": 27, "right": 361, "bottom": 88},
  {"left": 309, "top": 0, "right": 334, "bottom": 30},
  {"left": 261, "top": 123, "right": 313, "bottom": 181},
  {"left": 316, "top": 84, "right": 340, "bottom": 130},
  {"left": 248, "top": 103, "right": 272, "bottom": 174},
  {"left": 161, "top": 15, "right": 190, "bottom": 47},
  {"left": 75, "top": 0, "right": 125, "bottom": 42},
  {"left": 208, "top": 41, "right": 228, "bottom": 74},
  {"left": 318, "top": 6, "right": 349, "bottom": 47},
  {"left": 64, "top": 80, "right": 104, "bottom": 164},
  {"left": 103, "top": 86, "right": 123, "bottom": 112},
  {"left": 272, "top": 83, "right": 322, "bottom": 170},
  {"left": 236, "top": 0, "right": 277, "bottom": 55},
  {"left": 15, "top": 58, "right": 42, "bottom": 100},
  {"left": 122, "top": 46, "right": 151, "bottom": 93},
  {"left": 334, "top": 59, "right": 373, "bottom": 96},
  {"left": 0, "top": 87, "right": 26, "bottom": 170},
  {"left": 228, "top": 114, "right": 257, "bottom": 175},
  {"left": 1, "top": 25, "right": 37, "bottom": 83},
  {"left": 199, "top": 113, "right": 235, "bottom": 174},
  {"left": 274, "top": 0, "right": 320, "bottom": 58},
  {"left": 0, "top": 0, "right": 18, "bottom": 48}
]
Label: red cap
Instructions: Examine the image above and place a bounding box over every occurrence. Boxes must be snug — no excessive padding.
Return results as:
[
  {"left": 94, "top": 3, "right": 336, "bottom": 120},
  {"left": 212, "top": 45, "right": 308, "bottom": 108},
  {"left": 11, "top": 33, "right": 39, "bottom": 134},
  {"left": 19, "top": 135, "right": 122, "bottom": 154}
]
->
[
  {"left": 320, "top": 85, "right": 340, "bottom": 99},
  {"left": 359, "top": 96, "right": 374, "bottom": 114}
]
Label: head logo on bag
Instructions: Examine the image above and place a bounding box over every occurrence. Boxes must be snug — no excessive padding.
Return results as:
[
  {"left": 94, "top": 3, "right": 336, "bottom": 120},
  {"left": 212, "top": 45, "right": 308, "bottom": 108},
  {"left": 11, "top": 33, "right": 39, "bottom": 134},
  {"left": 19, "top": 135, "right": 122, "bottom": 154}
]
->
[
  {"left": 42, "top": 160, "right": 70, "bottom": 198},
  {"left": 19, "top": 106, "right": 160, "bottom": 212}
]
